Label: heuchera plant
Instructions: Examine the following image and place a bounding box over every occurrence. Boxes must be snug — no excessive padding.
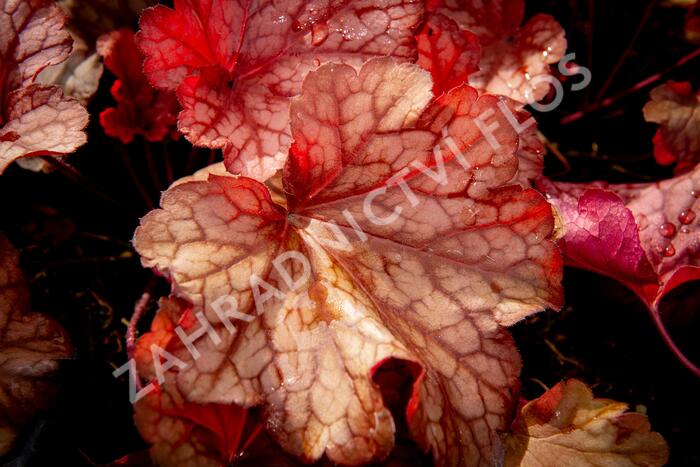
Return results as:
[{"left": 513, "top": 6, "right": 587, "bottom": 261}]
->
[
  {"left": 0, "top": 0, "right": 690, "bottom": 465},
  {"left": 127, "top": 0, "right": 669, "bottom": 465}
]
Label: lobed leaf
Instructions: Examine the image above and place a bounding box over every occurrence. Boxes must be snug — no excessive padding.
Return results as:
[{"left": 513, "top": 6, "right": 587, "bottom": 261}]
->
[
  {"left": 428, "top": 0, "right": 567, "bottom": 104},
  {"left": 643, "top": 81, "right": 700, "bottom": 174},
  {"left": 416, "top": 12, "right": 480, "bottom": 96},
  {"left": 134, "top": 375, "right": 252, "bottom": 467},
  {"left": 97, "top": 28, "right": 179, "bottom": 144},
  {"left": 137, "top": 0, "right": 426, "bottom": 180},
  {"left": 504, "top": 380, "right": 669, "bottom": 467},
  {"left": 37, "top": 34, "right": 103, "bottom": 106},
  {"left": 134, "top": 58, "right": 563, "bottom": 466},
  {"left": 0, "top": 0, "right": 88, "bottom": 173},
  {"left": 538, "top": 165, "right": 700, "bottom": 374},
  {"left": 0, "top": 84, "right": 88, "bottom": 173},
  {"left": 0, "top": 234, "right": 72, "bottom": 456}
]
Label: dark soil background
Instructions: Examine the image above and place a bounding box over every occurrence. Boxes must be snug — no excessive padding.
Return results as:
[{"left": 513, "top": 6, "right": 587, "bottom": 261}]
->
[{"left": 1, "top": 0, "right": 699, "bottom": 465}]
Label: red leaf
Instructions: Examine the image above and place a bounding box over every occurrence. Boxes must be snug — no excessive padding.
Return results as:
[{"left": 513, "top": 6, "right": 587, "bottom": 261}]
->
[
  {"left": 134, "top": 59, "right": 562, "bottom": 465},
  {"left": 0, "top": 0, "right": 88, "bottom": 173},
  {"left": 97, "top": 29, "right": 179, "bottom": 144},
  {"left": 429, "top": 0, "right": 567, "bottom": 104},
  {"left": 0, "top": 233, "right": 72, "bottom": 456},
  {"left": 538, "top": 167, "right": 700, "bottom": 375},
  {"left": 137, "top": 0, "right": 426, "bottom": 180},
  {"left": 416, "top": 12, "right": 480, "bottom": 96},
  {"left": 643, "top": 81, "right": 700, "bottom": 174}
]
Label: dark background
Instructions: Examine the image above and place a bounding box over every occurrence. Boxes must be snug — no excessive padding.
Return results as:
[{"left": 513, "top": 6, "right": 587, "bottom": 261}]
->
[{"left": 1, "top": 0, "right": 699, "bottom": 465}]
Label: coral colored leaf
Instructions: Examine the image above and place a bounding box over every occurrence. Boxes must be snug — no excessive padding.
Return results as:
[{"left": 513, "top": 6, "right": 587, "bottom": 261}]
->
[
  {"left": 134, "top": 376, "right": 253, "bottom": 467},
  {"left": 135, "top": 301, "right": 428, "bottom": 467},
  {"left": 504, "top": 380, "right": 669, "bottom": 467},
  {"left": 137, "top": 0, "right": 425, "bottom": 180},
  {"left": 37, "top": 34, "right": 103, "bottom": 105},
  {"left": 643, "top": 81, "right": 700, "bottom": 173},
  {"left": 429, "top": 0, "right": 567, "bottom": 104},
  {"left": 0, "top": 0, "right": 72, "bottom": 89},
  {"left": 0, "top": 85, "right": 88, "bottom": 173},
  {"left": 538, "top": 169, "right": 700, "bottom": 374},
  {"left": 97, "top": 29, "right": 179, "bottom": 144},
  {"left": 134, "top": 58, "right": 563, "bottom": 465},
  {"left": 416, "top": 13, "right": 480, "bottom": 96},
  {"left": 0, "top": 234, "right": 72, "bottom": 456},
  {"left": 0, "top": 0, "right": 88, "bottom": 173}
]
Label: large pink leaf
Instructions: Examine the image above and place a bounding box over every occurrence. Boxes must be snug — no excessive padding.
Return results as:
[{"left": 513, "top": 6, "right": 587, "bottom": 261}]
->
[
  {"left": 137, "top": 0, "right": 426, "bottom": 180},
  {"left": 134, "top": 58, "right": 563, "bottom": 465},
  {"left": 504, "top": 380, "right": 668, "bottom": 467},
  {"left": 428, "top": 0, "right": 567, "bottom": 104},
  {"left": 0, "top": 0, "right": 88, "bottom": 173},
  {"left": 643, "top": 81, "right": 700, "bottom": 174},
  {"left": 97, "top": 29, "right": 179, "bottom": 144},
  {"left": 537, "top": 167, "right": 700, "bottom": 375},
  {"left": 0, "top": 234, "right": 72, "bottom": 456}
]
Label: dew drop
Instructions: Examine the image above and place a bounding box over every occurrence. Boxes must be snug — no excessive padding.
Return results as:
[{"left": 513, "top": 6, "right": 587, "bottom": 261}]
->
[
  {"left": 679, "top": 209, "right": 696, "bottom": 225},
  {"left": 692, "top": 190, "right": 700, "bottom": 199},
  {"left": 311, "top": 23, "right": 329, "bottom": 46},
  {"left": 663, "top": 244, "right": 676, "bottom": 257},
  {"left": 681, "top": 226, "right": 691, "bottom": 234},
  {"left": 313, "top": 58, "right": 321, "bottom": 67},
  {"left": 272, "top": 15, "right": 288, "bottom": 25},
  {"left": 658, "top": 222, "right": 677, "bottom": 238}
]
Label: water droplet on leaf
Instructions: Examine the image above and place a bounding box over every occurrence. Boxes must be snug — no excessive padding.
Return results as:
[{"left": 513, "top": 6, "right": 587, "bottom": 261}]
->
[
  {"left": 311, "top": 23, "right": 329, "bottom": 46},
  {"left": 663, "top": 244, "right": 676, "bottom": 257},
  {"left": 679, "top": 209, "right": 696, "bottom": 225},
  {"left": 658, "top": 222, "right": 677, "bottom": 238}
]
